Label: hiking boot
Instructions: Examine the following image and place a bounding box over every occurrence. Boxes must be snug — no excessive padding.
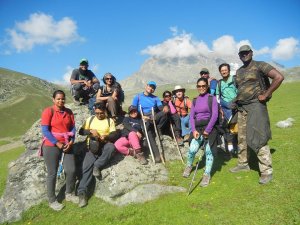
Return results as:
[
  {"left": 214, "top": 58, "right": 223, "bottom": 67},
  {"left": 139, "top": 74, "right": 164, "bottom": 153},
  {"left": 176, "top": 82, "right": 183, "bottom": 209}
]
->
[
  {"left": 49, "top": 200, "right": 64, "bottom": 211},
  {"left": 93, "top": 166, "right": 102, "bottom": 179},
  {"left": 182, "top": 166, "right": 192, "bottom": 178},
  {"left": 128, "top": 148, "right": 136, "bottom": 157},
  {"left": 78, "top": 193, "right": 87, "bottom": 208},
  {"left": 199, "top": 174, "right": 211, "bottom": 187},
  {"left": 183, "top": 134, "right": 190, "bottom": 142},
  {"left": 229, "top": 164, "right": 250, "bottom": 173},
  {"left": 259, "top": 174, "right": 273, "bottom": 185},
  {"left": 176, "top": 136, "right": 184, "bottom": 146},
  {"left": 136, "top": 152, "right": 148, "bottom": 165},
  {"left": 65, "top": 193, "right": 79, "bottom": 204},
  {"left": 73, "top": 97, "right": 81, "bottom": 106}
]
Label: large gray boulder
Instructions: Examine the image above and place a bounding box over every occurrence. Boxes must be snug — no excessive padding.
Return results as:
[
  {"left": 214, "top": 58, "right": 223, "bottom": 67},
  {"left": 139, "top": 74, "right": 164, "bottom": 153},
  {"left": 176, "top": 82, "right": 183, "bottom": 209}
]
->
[{"left": 0, "top": 104, "right": 188, "bottom": 223}]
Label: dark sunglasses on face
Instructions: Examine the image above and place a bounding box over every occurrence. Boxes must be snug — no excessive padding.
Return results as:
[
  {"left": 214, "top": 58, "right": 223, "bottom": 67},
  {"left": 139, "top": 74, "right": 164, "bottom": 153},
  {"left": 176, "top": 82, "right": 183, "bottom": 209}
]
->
[
  {"left": 200, "top": 72, "right": 209, "bottom": 75},
  {"left": 197, "top": 85, "right": 207, "bottom": 88},
  {"left": 105, "top": 77, "right": 112, "bottom": 80},
  {"left": 239, "top": 51, "right": 251, "bottom": 56}
]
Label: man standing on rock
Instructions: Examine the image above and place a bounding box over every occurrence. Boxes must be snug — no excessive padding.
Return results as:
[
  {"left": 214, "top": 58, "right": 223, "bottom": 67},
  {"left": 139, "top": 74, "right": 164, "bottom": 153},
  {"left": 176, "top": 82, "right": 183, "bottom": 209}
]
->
[{"left": 229, "top": 45, "right": 284, "bottom": 184}]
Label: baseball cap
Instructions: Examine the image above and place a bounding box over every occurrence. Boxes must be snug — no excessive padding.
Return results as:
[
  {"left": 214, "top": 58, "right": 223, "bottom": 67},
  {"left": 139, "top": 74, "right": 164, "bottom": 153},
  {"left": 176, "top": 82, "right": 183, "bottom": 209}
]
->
[
  {"left": 128, "top": 105, "right": 138, "bottom": 113},
  {"left": 147, "top": 81, "right": 157, "bottom": 89},
  {"left": 238, "top": 45, "right": 252, "bottom": 53},
  {"left": 80, "top": 58, "right": 89, "bottom": 65}
]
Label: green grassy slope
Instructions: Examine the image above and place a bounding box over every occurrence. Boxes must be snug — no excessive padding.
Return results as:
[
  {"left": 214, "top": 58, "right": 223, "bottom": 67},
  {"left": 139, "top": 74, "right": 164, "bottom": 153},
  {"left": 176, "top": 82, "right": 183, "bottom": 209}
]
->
[
  {"left": 0, "top": 68, "right": 71, "bottom": 138},
  {"left": 0, "top": 82, "right": 298, "bottom": 225}
]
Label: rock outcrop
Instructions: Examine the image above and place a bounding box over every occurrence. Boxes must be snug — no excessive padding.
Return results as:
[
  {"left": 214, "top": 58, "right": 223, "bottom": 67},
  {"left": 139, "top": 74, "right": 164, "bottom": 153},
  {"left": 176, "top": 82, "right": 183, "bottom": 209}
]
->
[{"left": 0, "top": 104, "right": 188, "bottom": 223}]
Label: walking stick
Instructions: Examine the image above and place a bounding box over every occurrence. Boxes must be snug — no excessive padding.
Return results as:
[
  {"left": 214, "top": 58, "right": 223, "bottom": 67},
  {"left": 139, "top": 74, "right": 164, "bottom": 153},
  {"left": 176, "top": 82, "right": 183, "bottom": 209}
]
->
[
  {"left": 140, "top": 105, "right": 156, "bottom": 164},
  {"left": 187, "top": 137, "right": 208, "bottom": 196},
  {"left": 57, "top": 153, "right": 65, "bottom": 179},
  {"left": 151, "top": 108, "right": 165, "bottom": 165},
  {"left": 170, "top": 123, "right": 184, "bottom": 164}
]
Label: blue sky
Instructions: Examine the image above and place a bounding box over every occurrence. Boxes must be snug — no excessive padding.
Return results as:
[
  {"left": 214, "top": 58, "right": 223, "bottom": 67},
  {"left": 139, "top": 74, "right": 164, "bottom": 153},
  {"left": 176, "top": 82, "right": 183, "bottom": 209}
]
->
[{"left": 1, "top": 0, "right": 299, "bottom": 84}]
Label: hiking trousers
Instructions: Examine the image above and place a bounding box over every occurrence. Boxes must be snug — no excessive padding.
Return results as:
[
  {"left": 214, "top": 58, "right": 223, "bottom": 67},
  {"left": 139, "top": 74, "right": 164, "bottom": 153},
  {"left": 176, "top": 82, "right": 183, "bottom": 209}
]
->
[
  {"left": 77, "top": 143, "right": 115, "bottom": 195},
  {"left": 115, "top": 131, "right": 142, "bottom": 155},
  {"left": 97, "top": 96, "right": 120, "bottom": 118},
  {"left": 237, "top": 109, "right": 273, "bottom": 175},
  {"left": 180, "top": 114, "right": 191, "bottom": 137},
  {"left": 43, "top": 146, "right": 76, "bottom": 203}
]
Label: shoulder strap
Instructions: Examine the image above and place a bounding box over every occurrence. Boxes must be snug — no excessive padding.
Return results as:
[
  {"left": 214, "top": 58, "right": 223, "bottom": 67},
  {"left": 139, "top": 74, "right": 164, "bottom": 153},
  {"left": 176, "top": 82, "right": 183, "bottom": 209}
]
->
[
  {"left": 183, "top": 97, "right": 188, "bottom": 110},
  {"left": 108, "top": 117, "right": 110, "bottom": 127},
  {"left": 88, "top": 116, "right": 95, "bottom": 129},
  {"left": 218, "top": 80, "right": 222, "bottom": 97}
]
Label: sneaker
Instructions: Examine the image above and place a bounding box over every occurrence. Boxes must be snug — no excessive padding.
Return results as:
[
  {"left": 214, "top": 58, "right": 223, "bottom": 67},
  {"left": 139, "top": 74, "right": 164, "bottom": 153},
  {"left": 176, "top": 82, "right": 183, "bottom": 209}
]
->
[
  {"left": 136, "top": 152, "right": 148, "bottom": 165},
  {"left": 259, "top": 174, "right": 273, "bottom": 185},
  {"left": 182, "top": 166, "right": 192, "bottom": 178},
  {"left": 93, "top": 167, "right": 102, "bottom": 179},
  {"left": 49, "top": 200, "right": 64, "bottom": 211},
  {"left": 65, "top": 193, "right": 79, "bottom": 204},
  {"left": 78, "top": 193, "right": 87, "bottom": 208},
  {"left": 176, "top": 136, "right": 184, "bottom": 146},
  {"left": 199, "top": 174, "right": 211, "bottom": 187},
  {"left": 229, "top": 164, "right": 250, "bottom": 173}
]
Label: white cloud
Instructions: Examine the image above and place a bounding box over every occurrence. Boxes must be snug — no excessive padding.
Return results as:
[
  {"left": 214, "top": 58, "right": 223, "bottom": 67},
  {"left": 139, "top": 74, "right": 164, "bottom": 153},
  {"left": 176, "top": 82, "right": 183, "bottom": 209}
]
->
[
  {"left": 271, "top": 37, "right": 299, "bottom": 60},
  {"left": 141, "top": 28, "right": 299, "bottom": 65},
  {"left": 212, "top": 35, "right": 236, "bottom": 56},
  {"left": 6, "top": 12, "right": 84, "bottom": 52},
  {"left": 141, "top": 31, "right": 210, "bottom": 58},
  {"left": 53, "top": 66, "right": 74, "bottom": 86}
]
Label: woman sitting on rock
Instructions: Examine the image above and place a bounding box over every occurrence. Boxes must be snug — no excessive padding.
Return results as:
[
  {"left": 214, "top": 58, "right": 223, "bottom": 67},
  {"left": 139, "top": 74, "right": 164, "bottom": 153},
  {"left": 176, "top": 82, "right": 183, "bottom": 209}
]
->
[
  {"left": 41, "top": 90, "right": 78, "bottom": 211},
  {"left": 114, "top": 105, "right": 147, "bottom": 165}
]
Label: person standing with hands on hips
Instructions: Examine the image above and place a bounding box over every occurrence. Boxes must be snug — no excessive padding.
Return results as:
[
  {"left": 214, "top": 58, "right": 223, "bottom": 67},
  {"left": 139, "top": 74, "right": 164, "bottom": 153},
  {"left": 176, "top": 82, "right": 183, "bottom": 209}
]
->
[
  {"left": 41, "top": 90, "right": 78, "bottom": 211},
  {"left": 230, "top": 45, "right": 284, "bottom": 184}
]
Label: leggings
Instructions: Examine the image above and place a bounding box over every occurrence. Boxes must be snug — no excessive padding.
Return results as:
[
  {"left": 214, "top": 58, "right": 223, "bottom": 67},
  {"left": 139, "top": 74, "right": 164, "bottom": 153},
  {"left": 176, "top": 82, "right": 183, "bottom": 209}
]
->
[{"left": 186, "top": 136, "right": 214, "bottom": 175}]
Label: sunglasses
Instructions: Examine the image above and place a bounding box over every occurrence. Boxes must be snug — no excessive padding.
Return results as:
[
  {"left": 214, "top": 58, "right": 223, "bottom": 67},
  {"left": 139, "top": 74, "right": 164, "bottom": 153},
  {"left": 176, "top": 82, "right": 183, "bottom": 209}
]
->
[
  {"left": 105, "top": 77, "right": 113, "bottom": 80},
  {"left": 197, "top": 85, "right": 207, "bottom": 88},
  {"left": 238, "top": 51, "right": 251, "bottom": 56},
  {"left": 200, "top": 72, "right": 209, "bottom": 75}
]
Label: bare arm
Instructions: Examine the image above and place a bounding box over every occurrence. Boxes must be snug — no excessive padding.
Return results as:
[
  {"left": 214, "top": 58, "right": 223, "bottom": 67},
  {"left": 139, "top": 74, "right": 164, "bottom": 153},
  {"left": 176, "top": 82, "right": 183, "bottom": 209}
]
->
[{"left": 258, "top": 69, "right": 284, "bottom": 102}]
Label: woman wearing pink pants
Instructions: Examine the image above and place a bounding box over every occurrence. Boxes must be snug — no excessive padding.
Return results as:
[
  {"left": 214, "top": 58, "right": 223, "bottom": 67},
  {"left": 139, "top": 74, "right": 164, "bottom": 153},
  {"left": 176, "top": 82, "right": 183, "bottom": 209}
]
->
[{"left": 115, "top": 105, "right": 147, "bottom": 165}]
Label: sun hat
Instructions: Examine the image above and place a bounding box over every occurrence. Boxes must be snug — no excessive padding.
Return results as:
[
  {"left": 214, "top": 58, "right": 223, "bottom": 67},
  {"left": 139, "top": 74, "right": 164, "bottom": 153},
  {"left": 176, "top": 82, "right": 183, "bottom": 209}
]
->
[
  {"left": 80, "top": 58, "right": 89, "bottom": 65},
  {"left": 172, "top": 85, "right": 185, "bottom": 95},
  {"left": 238, "top": 45, "right": 252, "bottom": 53},
  {"left": 147, "top": 81, "right": 157, "bottom": 89}
]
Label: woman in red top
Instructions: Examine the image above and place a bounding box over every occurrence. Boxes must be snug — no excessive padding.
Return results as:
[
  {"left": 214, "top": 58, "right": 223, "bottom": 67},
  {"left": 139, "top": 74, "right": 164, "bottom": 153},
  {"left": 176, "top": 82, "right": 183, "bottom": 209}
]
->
[{"left": 41, "top": 90, "right": 78, "bottom": 211}]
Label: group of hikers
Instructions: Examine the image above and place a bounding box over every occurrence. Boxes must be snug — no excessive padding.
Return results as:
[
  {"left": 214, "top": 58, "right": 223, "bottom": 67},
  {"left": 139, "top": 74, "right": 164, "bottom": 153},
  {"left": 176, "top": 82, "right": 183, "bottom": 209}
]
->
[{"left": 40, "top": 45, "right": 284, "bottom": 211}]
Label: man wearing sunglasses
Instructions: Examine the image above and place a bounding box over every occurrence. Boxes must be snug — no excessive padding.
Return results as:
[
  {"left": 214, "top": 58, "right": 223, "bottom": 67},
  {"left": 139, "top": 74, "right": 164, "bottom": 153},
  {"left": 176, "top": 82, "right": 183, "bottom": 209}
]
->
[
  {"left": 199, "top": 68, "right": 218, "bottom": 95},
  {"left": 230, "top": 45, "right": 284, "bottom": 185},
  {"left": 70, "top": 58, "right": 100, "bottom": 105}
]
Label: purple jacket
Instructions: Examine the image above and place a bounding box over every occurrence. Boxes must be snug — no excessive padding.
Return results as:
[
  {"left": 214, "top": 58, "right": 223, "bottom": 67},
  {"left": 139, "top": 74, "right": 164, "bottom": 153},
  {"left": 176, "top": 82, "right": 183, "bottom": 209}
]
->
[{"left": 190, "top": 93, "right": 218, "bottom": 134}]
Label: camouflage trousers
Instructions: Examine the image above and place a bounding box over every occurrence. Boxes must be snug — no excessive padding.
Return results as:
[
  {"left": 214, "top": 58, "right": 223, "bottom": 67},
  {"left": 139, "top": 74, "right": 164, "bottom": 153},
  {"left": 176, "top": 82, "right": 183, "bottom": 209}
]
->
[{"left": 237, "top": 109, "right": 273, "bottom": 175}]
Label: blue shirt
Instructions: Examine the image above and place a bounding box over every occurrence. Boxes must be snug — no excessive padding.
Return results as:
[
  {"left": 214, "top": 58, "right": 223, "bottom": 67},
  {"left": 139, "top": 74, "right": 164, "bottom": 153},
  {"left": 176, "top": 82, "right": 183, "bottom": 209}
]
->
[{"left": 132, "top": 92, "right": 162, "bottom": 115}]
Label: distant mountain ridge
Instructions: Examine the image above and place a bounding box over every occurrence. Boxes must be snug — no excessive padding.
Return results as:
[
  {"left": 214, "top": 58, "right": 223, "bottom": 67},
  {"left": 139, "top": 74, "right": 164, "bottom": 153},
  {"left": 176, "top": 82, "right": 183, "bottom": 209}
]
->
[{"left": 120, "top": 54, "right": 296, "bottom": 91}]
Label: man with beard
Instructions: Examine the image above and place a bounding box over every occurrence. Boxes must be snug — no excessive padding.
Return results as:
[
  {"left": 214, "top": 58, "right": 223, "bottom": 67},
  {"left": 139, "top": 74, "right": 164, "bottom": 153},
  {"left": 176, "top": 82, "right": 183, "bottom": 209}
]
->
[
  {"left": 70, "top": 58, "right": 100, "bottom": 105},
  {"left": 229, "top": 45, "right": 284, "bottom": 184}
]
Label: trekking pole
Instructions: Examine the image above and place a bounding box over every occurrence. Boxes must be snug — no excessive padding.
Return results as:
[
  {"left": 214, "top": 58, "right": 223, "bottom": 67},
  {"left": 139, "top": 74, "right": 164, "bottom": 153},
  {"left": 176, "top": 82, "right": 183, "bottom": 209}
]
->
[
  {"left": 151, "top": 108, "right": 165, "bottom": 165},
  {"left": 57, "top": 153, "right": 65, "bottom": 179},
  {"left": 140, "top": 105, "right": 156, "bottom": 164},
  {"left": 187, "top": 137, "right": 208, "bottom": 196},
  {"left": 170, "top": 123, "right": 184, "bottom": 164}
]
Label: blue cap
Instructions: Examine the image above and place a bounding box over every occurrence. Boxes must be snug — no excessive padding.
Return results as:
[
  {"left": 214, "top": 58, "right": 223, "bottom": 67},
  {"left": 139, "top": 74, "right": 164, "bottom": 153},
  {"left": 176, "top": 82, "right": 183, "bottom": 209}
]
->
[{"left": 147, "top": 81, "right": 157, "bottom": 89}]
